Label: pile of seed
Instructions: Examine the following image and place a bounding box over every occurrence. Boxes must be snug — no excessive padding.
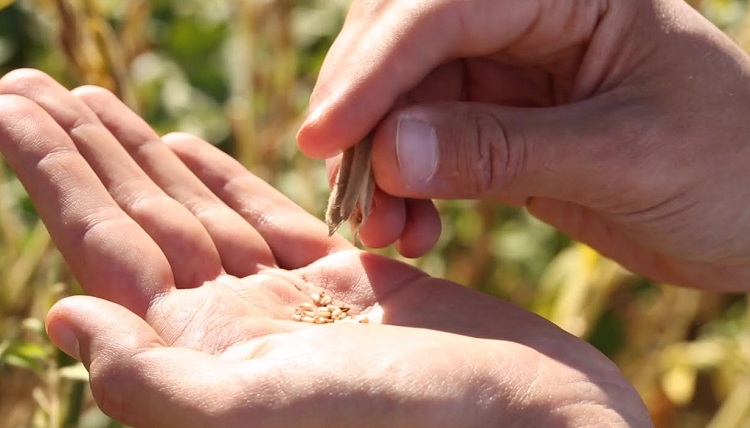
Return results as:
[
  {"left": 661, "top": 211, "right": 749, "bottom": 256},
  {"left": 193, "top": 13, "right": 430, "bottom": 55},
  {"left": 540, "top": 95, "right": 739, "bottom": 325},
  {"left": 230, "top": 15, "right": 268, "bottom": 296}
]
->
[{"left": 292, "top": 291, "right": 359, "bottom": 324}]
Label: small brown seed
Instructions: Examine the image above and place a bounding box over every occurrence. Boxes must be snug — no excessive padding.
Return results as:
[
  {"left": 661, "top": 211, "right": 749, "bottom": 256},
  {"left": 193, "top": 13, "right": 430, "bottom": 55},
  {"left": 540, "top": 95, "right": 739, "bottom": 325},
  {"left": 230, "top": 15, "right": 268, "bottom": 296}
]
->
[
  {"left": 359, "top": 317, "right": 370, "bottom": 324},
  {"left": 340, "top": 306, "right": 350, "bottom": 313}
]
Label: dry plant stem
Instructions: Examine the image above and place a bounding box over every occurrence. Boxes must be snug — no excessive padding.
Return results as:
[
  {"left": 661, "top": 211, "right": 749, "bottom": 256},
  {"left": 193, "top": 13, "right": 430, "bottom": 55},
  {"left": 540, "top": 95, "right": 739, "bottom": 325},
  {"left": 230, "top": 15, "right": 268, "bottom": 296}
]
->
[{"left": 325, "top": 133, "right": 375, "bottom": 239}]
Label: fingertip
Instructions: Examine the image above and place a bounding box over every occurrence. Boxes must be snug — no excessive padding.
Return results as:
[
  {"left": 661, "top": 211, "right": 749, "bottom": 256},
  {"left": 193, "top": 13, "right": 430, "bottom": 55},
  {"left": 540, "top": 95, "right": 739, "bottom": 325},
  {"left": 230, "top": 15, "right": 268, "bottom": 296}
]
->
[
  {"left": 296, "top": 106, "right": 344, "bottom": 159},
  {"left": 46, "top": 296, "right": 165, "bottom": 367},
  {"left": 70, "top": 84, "right": 116, "bottom": 101},
  {"left": 297, "top": 95, "right": 385, "bottom": 160},
  {"left": 46, "top": 300, "right": 82, "bottom": 361},
  {"left": 357, "top": 189, "right": 407, "bottom": 248},
  {"left": 395, "top": 198, "right": 441, "bottom": 258},
  {"left": 161, "top": 131, "right": 203, "bottom": 147}
]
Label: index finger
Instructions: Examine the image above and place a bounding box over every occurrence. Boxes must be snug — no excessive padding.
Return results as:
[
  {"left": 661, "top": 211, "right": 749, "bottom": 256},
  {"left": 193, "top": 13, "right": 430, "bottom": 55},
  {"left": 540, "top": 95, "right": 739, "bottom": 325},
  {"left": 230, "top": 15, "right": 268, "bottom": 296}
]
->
[{"left": 296, "top": 0, "right": 618, "bottom": 158}]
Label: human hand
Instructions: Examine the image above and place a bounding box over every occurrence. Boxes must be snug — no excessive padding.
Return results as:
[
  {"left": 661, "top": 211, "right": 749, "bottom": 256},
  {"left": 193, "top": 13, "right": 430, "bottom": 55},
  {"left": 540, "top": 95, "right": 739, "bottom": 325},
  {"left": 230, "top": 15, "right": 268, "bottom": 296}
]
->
[
  {"left": 0, "top": 69, "right": 650, "bottom": 427},
  {"left": 297, "top": 0, "right": 750, "bottom": 291}
]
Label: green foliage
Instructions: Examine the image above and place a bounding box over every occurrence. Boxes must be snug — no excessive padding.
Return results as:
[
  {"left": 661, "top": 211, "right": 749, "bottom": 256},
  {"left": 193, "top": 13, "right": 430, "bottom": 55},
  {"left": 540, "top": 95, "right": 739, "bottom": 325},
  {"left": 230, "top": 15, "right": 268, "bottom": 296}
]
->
[{"left": 1, "top": 1, "right": 749, "bottom": 427}]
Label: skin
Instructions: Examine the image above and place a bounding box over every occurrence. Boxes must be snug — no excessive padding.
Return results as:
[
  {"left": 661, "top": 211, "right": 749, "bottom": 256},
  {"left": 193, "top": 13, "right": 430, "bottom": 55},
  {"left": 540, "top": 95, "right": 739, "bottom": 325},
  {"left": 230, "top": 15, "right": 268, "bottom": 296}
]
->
[
  {"left": 0, "top": 70, "right": 650, "bottom": 427},
  {"left": 297, "top": 0, "right": 750, "bottom": 291}
]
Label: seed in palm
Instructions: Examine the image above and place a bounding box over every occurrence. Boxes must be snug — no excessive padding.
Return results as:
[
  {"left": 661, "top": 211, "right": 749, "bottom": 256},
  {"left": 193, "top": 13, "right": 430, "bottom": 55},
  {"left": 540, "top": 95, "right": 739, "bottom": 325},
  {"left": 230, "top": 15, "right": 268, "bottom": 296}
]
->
[{"left": 292, "top": 291, "right": 362, "bottom": 323}]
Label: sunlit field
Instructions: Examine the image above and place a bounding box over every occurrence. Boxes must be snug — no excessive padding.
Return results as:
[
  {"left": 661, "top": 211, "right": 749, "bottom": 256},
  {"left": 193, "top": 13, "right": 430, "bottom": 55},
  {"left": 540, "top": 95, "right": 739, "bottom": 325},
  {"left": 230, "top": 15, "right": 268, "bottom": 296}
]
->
[{"left": 1, "top": 1, "right": 749, "bottom": 427}]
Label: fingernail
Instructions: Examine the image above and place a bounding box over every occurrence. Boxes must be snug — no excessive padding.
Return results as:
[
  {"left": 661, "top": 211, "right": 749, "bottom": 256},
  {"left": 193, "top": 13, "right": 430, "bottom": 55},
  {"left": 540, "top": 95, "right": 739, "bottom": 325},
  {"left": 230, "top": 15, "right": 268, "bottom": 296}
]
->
[
  {"left": 297, "top": 103, "right": 343, "bottom": 159},
  {"left": 47, "top": 320, "right": 81, "bottom": 360},
  {"left": 301, "top": 103, "right": 322, "bottom": 128},
  {"left": 396, "top": 117, "right": 438, "bottom": 187}
]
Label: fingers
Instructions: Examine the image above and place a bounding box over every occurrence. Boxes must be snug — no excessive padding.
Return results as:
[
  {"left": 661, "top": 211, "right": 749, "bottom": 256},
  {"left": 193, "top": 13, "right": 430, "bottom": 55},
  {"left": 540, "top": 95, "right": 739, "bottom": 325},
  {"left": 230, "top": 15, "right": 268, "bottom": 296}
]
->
[
  {"left": 0, "top": 93, "right": 170, "bottom": 315},
  {"left": 0, "top": 69, "right": 224, "bottom": 287},
  {"left": 163, "top": 133, "right": 354, "bottom": 269},
  {"left": 72, "top": 87, "right": 277, "bottom": 277},
  {"left": 325, "top": 155, "right": 441, "bottom": 256},
  {"left": 296, "top": 0, "right": 619, "bottom": 158},
  {"left": 355, "top": 192, "right": 442, "bottom": 258},
  {"left": 395, "top": 198, "right": 441, "bottom": 258},
  {"left": 325, "top": 154, "right": 407, "bottom": 249}
]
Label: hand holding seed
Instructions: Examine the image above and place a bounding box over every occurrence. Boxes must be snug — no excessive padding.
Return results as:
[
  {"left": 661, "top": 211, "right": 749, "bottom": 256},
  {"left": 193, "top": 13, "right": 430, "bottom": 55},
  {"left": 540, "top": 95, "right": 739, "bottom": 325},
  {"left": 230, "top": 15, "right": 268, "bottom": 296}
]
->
[
  {"left": 325, "top": 133, "right": 375, "bottom": 241},
  {"left": 298, "top": 0, "right": 750, "bottom": 290},
  {"left": 321, "top": 131, "right": 442, "bottom": 256}
]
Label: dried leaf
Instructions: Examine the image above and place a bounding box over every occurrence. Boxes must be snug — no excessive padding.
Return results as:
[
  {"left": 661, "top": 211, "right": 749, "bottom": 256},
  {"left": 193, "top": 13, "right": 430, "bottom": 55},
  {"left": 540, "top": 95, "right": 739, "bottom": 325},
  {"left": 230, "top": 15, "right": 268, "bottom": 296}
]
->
[{"left": 325, "top": 133, "right": 375, "bottom": 240}]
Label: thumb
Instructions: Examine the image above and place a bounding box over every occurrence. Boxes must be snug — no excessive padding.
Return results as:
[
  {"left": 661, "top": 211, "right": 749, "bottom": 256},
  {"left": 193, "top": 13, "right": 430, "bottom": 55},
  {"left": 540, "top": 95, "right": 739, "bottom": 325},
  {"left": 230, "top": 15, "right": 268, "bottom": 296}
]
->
[
  {"left": 372, "top": 100, "right": 640, "bottom": 205},
  {"left": 45, "top": 296, "right": 242, "bottom": 428}
]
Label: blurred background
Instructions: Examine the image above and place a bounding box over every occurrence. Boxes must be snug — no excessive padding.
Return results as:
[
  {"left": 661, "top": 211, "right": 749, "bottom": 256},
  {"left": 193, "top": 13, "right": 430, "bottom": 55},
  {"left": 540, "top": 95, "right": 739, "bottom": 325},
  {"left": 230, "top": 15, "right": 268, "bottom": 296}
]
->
[{"left": 1, "top": 0, "right": 749, "bottom": 427}]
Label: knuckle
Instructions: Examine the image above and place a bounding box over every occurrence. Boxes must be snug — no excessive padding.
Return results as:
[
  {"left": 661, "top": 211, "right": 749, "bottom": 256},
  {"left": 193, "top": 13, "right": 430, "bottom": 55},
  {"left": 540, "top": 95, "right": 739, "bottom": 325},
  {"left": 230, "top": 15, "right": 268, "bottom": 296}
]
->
[{"left": 462, "top": 108, "right": 521, "bottom": 195}]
